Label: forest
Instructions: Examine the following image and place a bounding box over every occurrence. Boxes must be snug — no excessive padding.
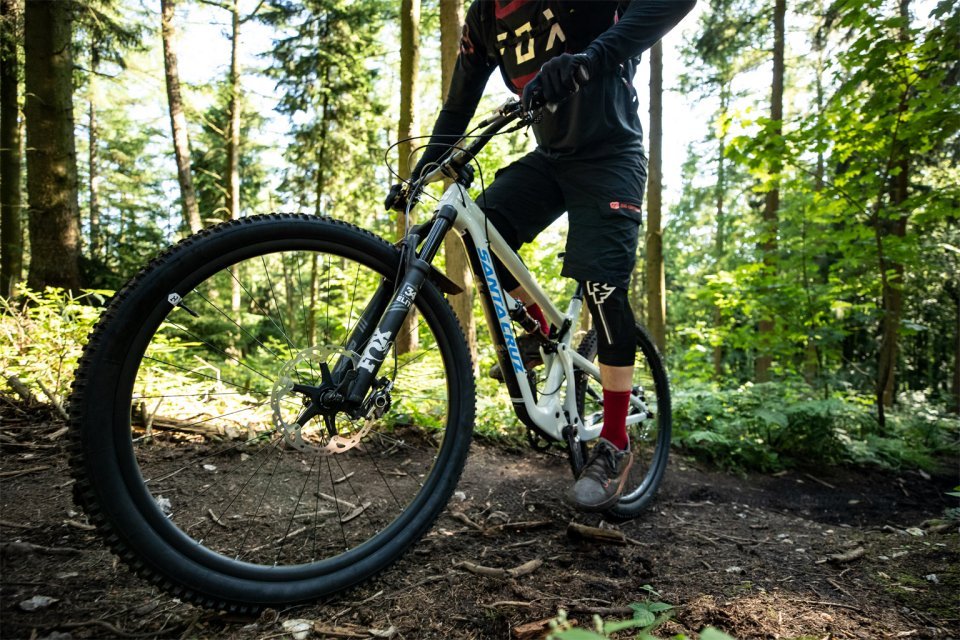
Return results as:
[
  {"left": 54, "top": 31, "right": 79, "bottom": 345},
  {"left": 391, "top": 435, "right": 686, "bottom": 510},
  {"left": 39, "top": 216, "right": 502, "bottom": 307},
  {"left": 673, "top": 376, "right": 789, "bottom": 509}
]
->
[
  {"left": 0, "top": 0, "right": 959, "bottom": 639},
  {"left": 2, "top": 0, "right": 958, "bottom": 471}
]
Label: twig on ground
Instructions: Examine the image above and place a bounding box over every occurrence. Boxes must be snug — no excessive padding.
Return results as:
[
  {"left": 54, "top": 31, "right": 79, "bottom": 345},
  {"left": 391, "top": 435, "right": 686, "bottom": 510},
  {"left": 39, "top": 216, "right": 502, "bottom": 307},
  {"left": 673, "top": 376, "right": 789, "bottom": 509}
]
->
[
  {"left": 59, "top": 619, "right": 180, "bottom": 638},
  {"left": 803, "top": 473, "right": 837, "bottom": 489},
  {"left": 454, "top": 558, "right": 543, "bottom": 579},
  {"left": 449, "top": 511, "right": 484, "bottom": 531},
  {"left": 790, "top": 598, "right": 864, "bottom": 613},
  {"left": 567, "top": 522, "right": 626, "bottom": 545},
  {"left": 36, "top": 380, "right": 69, "bottom": 420},
  {"left": 816, "top": 546, "right": 866, "bottom": 565},
  {"left": 0, "top": 519, "right": 32, "bottom": 529},
  {"left": 317, "top": 492, "right": 357, "bottom": 511},
  {"left": 482, "top": 600, "right": 534, "bottom": 609},
  {"left": 567, "top": 605, "right": 635, "bottom": 616},
  {"left": 63, "top": 519, "right": 96, "bottom": 531},
  {"left": 827, "top": 577, "right": 854, "bottom": 600},
  {"left": 246, "top": 527, "right": 308, "bottom": 553},
  {"left": 1, "top": 541, "right": 84, "bottom": 555},
  {"left": 0, "top": 465, "right": 51, "bottom": 479},
  {"left": 207, "top": 509, "right": 229, "bottom": 528}
]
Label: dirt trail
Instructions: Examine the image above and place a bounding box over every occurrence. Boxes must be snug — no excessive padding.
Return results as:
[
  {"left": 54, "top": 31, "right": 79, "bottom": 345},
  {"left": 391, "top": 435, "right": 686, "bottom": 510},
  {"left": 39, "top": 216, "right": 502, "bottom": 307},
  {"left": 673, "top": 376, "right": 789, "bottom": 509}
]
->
[{"left": 1, "top": 405, "right": 957, "bottom": 639}]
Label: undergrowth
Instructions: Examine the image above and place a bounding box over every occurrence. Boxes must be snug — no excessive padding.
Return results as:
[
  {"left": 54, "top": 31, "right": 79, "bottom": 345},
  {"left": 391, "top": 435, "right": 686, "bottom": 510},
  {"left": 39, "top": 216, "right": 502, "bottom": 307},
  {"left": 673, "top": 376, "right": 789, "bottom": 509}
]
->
[
  {"left": 545, "top": 587, "right": 737, "bottom": 639},
  {"left": 673, "top": 382, "right": 960, "bottom": 474},
  {"left": 2, "top": 287, "right": 957, "bottom": 477}
]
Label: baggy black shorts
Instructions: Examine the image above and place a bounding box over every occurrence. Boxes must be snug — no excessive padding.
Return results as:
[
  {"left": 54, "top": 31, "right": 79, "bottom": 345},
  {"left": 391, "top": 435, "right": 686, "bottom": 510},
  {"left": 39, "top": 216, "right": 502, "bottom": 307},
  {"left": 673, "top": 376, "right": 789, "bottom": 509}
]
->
[{"left": 476, "top": 141, "right": 648, "bottom": 291}]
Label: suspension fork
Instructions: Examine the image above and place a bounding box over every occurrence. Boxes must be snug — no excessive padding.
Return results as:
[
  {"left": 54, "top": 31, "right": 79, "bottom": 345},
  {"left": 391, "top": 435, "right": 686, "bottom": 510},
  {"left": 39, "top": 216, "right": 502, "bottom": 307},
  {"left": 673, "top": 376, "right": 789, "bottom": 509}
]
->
[{"left": 341, "top": 204, "right": 458, "bottom": 407}]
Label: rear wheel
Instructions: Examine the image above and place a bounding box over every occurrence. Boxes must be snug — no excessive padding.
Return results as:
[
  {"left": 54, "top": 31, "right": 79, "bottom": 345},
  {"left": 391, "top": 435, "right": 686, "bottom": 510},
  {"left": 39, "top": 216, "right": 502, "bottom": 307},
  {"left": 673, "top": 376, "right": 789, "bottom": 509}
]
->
[
  {"left": 575, "top": 325, "right": 671, "bottom": 520},
  {"left": 69, "top": 214, "right": 475, "bottom": 611}
]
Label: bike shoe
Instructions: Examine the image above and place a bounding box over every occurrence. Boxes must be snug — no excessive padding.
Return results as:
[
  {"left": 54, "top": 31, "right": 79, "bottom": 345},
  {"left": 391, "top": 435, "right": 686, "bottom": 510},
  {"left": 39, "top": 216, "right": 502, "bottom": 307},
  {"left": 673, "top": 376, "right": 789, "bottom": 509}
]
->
[
  {"left": 488, "top": 332, "right": 546, "bottom": 381},
  {"left": 568, "top": 438, "right": 634, "bottom": 512}
]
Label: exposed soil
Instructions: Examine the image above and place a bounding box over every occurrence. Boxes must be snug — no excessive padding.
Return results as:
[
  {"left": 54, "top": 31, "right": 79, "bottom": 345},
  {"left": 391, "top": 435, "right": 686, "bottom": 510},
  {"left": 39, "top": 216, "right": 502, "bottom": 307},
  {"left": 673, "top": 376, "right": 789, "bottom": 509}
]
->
[{"left": 1, "top": 401, "right": 958, "bottom": 640}]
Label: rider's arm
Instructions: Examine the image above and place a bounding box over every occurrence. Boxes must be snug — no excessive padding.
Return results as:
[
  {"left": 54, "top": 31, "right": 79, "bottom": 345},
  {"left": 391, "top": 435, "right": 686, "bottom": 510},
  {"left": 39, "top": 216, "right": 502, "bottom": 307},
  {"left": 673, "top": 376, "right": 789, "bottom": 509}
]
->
[
  {"left": 410, "top": 3, "right": 496, "bottom": 181},
  {"left": 578, "top": 0, "right": 697, "bottom": 76}
]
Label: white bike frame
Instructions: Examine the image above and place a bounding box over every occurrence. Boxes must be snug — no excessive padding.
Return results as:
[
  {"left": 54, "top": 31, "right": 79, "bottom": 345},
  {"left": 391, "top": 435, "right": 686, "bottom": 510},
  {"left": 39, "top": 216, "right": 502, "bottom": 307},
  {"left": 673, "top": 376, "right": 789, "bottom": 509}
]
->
[{"left": 433, "top": 182, "right": 650, "bottom": 443}]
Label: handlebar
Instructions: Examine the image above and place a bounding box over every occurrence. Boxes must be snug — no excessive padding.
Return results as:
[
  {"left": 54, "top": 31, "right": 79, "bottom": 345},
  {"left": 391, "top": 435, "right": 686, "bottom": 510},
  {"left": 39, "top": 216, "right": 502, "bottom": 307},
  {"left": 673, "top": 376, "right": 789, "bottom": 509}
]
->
[{"left": 416, "top": 99, "right": 527, "bottom": 187}]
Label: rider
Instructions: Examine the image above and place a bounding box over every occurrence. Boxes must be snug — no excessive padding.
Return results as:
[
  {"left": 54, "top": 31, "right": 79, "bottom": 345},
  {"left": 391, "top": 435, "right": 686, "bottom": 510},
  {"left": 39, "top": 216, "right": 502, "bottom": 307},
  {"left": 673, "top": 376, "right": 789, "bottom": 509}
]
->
[{"left": 386, "top": 0, "right": 695, "bottom": 511}]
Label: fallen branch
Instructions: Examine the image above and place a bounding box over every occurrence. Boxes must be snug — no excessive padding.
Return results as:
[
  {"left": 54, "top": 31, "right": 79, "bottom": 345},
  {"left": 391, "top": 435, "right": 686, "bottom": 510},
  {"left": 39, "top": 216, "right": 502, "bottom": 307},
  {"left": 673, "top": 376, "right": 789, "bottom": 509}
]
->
[
  {"left": 454, "top": 558, "right": 543, "bottom": 579},
  {"left": 567, "top": 522, "right": 626, "bottom": 546},
  {"left": 0, "top": 519, "right": 32, "bottom": 529},
  {"left": 5, "top": 375, "right": 38, "bottom": 405}
]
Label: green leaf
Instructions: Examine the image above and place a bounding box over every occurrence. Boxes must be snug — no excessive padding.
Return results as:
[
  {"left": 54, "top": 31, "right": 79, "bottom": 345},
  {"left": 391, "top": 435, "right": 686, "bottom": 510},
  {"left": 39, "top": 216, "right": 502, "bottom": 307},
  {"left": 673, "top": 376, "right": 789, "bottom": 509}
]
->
[{"left": 699, "top": 627, "right": 738, "bottom": 640}]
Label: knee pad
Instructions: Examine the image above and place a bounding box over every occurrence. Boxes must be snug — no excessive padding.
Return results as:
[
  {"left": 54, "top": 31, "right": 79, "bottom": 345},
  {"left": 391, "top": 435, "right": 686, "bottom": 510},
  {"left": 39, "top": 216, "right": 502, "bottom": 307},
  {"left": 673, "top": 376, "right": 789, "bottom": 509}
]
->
[{"left": 583, "top": 281, "right": 637, "bottom": 367}]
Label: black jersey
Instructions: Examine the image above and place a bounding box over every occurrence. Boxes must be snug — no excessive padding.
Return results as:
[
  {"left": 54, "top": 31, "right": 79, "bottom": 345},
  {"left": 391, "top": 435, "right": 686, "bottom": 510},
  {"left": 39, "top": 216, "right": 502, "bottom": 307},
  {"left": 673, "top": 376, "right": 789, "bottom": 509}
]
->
[{"left": 413, "top": 0, "right": 695, "bottom": 176}]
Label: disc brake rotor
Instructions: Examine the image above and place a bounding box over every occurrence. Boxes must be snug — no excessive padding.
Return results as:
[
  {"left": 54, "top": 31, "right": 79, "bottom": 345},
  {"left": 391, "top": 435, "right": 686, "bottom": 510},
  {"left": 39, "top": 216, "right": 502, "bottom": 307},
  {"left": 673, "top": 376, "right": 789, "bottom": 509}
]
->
[{"left": 271, "top": 345, "right": 375, "bottom": 454}]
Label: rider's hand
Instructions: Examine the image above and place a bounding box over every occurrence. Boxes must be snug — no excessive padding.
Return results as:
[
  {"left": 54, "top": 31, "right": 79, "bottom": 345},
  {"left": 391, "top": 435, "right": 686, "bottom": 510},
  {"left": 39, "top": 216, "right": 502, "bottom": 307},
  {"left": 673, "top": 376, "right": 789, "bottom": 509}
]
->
[
  {"left": 535, "top": 53, "right": 593, "bottom": 106},
  {"left": 384, "top": 183, "right": 408, "bottom": 212}
]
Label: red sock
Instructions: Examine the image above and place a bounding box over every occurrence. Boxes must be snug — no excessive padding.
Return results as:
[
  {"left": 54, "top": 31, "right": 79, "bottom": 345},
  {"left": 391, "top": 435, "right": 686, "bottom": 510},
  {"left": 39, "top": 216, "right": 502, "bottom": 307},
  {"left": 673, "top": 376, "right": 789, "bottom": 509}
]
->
[
  {"left": 599, "top": 389, "right": 631, "bottom": 450},
  {"left": 526, "top": 303, "right": 548, "bottom": 335}
]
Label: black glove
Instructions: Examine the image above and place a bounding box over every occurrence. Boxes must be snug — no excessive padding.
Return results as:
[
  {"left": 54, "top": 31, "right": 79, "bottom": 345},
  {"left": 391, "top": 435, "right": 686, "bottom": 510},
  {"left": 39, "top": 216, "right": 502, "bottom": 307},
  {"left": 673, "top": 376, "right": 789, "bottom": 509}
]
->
[
  {"left": 537, "top": 53, "right": 592, "bottom": 105},
  {"left": 384, "top": 183, "right": 408, "bottom": 212}
]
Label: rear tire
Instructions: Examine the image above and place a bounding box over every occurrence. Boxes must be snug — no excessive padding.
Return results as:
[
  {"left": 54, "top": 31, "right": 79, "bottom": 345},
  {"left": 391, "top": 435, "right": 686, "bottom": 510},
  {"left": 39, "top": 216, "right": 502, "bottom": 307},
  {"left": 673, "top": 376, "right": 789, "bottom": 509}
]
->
[
  {"left": 69, "top": 214, "right": 475, "bottom": 611},
  {"left": 575, "top": 324, "right": 671, "bottom": 521}
]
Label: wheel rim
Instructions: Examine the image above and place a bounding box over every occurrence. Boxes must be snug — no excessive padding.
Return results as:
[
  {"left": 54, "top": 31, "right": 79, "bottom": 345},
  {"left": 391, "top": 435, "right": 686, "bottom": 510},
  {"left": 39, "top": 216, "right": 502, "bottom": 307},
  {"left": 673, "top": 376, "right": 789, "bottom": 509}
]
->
[{"left": 118, "top": 241, "right": 460, "bottom": 574}]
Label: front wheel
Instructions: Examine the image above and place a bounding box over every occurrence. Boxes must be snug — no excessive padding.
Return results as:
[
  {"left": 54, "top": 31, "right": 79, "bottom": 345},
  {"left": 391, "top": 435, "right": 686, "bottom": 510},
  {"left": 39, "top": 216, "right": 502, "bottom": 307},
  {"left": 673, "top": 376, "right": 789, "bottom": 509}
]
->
[
  {"left": 69, "top": 214, "right": 475, "bottom": 611},
  {"left": 575, "top": 324, "right": 671, "bottom": 521}
]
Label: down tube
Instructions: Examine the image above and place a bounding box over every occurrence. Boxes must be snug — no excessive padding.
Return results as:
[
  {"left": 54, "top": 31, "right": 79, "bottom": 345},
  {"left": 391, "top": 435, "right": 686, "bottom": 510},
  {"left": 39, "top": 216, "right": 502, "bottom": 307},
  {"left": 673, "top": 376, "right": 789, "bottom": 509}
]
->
[{"left": 458, "top": 232, "right": 544, "bottom": 434}]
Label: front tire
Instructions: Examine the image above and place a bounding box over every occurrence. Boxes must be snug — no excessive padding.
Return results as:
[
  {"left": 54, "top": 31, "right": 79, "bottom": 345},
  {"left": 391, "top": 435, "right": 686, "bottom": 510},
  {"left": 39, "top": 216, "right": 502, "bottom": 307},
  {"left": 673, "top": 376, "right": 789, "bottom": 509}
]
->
[{"left": 69, "top": 214, "right": 475, "bottom": 611}]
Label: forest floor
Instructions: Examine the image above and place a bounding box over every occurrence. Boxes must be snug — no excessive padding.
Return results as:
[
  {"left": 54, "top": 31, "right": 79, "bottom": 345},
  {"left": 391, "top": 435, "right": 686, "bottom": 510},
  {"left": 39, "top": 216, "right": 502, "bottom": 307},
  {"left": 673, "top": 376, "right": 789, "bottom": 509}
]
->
[{"left": 1, "top": 401, "right": 958, "bottom": 640}]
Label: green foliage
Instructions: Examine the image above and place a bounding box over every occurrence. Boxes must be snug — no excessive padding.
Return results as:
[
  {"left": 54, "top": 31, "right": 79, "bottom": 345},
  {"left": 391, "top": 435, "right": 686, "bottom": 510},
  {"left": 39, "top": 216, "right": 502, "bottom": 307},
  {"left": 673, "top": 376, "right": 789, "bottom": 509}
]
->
[
  {"left": 0, "top": 287, "right": 108, "bottom": 407},
  {"left": 545, "top": 589, "right": 737, "bottom": 639},
  {"left": 673, "top": 382, "right": 959, "bottom": 473}
]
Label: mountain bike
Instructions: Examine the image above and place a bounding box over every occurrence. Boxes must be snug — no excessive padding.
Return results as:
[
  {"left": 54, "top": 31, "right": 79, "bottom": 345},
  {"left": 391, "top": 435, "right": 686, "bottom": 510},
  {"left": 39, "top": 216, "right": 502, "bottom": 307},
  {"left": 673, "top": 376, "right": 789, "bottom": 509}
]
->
[{"left": 68, "top": 98, "right": 670, "bottom": 612}]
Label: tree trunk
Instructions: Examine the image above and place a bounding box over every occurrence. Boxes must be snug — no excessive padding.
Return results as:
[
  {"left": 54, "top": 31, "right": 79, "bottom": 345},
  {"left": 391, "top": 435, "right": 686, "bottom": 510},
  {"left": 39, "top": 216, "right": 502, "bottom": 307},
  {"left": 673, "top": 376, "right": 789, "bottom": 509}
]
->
[
  {"left": 88, "top": 46, "right": 101, "bottom": 260},
  {"left": 161, "top": 0, "right": 202, "bottom": 234},
  {"left": 0, "top": 0, "right": 22, "bottom": 297},
  {"left": 226, "top": 0, "right": 241, "bottom": 314},
  {"left": 876, "top": 0, "right": 912, "bottom": 413},
  {"left": 712, "top": 87, "right": 729, "bottom": 379},
  {"left": 439, "top": 0, "right": 477, "bottom": 372},
  {"left": 396, "top": 0, "right": 420, "bottom": 354},
  {"left": 645, "top": 41, "right": 666, "bottom": 354},
  {"left": 23, "top": 0, "right": 81, "bottom": 292},
  {"left": 225, "top": 0, "right": 240, "bottom": 225},
  {"left": 951, "top": 282, "right": 960, "bottom": 415},
  {"left": 755, "top": 0, "right": 785, "bottom": 382}
]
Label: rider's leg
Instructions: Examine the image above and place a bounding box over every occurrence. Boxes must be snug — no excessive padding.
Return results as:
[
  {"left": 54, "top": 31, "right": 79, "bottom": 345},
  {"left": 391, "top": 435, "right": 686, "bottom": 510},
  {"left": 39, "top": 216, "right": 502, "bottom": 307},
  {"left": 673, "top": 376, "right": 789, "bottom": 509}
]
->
[{"left": 566, "top": 281, "right": 638, "bottom": 511}]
